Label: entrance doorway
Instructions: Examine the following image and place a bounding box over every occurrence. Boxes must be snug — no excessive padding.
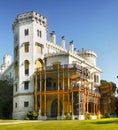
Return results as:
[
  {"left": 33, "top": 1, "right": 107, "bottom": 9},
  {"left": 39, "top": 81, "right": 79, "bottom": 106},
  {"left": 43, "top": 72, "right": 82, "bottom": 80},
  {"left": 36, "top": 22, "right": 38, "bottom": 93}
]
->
[{"left": 51, "top": 99, "right": 62, "bottom": 117}]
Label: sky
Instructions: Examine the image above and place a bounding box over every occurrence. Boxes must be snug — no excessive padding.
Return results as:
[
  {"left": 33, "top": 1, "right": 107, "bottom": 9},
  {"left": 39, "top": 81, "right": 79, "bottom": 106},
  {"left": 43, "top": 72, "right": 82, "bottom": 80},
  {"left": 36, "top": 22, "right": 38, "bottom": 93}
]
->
[{"left": 0, "top": 0, "right": 118, "bottom": 86}]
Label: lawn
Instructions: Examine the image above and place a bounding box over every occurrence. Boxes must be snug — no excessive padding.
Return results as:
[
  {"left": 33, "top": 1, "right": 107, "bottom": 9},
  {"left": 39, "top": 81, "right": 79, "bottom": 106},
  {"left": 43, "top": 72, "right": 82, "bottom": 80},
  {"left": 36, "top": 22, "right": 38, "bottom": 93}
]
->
[{"left": 0, "top": 118, "right": 118, "bottom": 130}]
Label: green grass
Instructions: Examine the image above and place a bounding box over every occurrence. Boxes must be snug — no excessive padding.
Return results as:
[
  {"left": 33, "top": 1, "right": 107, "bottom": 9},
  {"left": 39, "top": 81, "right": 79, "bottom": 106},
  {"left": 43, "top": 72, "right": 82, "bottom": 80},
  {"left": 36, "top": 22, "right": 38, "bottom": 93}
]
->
[{"left": 0, "top": 118, "right": 118, "bottom": 130}]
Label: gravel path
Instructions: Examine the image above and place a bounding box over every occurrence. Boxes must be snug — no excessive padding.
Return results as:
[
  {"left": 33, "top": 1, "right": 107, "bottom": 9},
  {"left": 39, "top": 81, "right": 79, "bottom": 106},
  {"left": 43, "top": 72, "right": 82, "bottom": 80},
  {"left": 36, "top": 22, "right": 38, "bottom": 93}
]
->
[{"left": 0, "top": 120, "right": 42, "bottom": 125}]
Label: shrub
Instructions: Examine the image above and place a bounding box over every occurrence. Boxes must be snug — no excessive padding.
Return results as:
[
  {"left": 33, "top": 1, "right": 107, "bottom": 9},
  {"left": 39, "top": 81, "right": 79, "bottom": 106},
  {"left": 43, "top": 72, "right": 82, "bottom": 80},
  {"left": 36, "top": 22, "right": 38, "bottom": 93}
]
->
[
  {"left": 103, "top": 113, "right": 110, "bottom": 118},
  {"left": 26, "top": 111, "right": 38, "bottom": 120},
  {"left": 25, "top": 117, "right": 30, "bottom": 120},
  {"left": 85, "top": 112, "right": 91, "bottom": 120},
  {"left": 14, "top": 118, "right": 19, "bottom": 120},
  {"left": 66, "top": 113, "right": 71, "bottom": 120}
]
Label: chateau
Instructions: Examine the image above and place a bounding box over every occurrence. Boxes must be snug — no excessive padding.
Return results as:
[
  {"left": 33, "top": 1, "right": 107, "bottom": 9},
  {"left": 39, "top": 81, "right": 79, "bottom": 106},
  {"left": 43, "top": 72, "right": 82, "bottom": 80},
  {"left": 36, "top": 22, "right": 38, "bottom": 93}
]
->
[{"left": 0, "top": 11, "right": 101, "bottom": 120}]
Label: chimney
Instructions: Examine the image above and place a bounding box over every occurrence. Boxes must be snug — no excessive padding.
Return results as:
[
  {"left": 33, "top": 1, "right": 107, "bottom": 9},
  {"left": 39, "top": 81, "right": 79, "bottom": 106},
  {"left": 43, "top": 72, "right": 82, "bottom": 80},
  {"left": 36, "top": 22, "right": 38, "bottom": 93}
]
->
[
  {"left": 69, "top": 40, "right": 74, "bottom": 53},
  {"left": 50, "top": 31, "right": 56, "bottom": 44},
  {"left": 61, "top": 36, "right": 65, "bottom": 48}
]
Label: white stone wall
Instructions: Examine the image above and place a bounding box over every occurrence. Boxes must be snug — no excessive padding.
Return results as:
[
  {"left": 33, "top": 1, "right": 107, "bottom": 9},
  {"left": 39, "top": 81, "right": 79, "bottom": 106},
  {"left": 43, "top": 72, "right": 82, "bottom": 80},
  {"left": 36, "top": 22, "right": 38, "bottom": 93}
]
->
[
  {"left": 13, "top": 95, "right": 34, "bottom": 119},
  {"left": 46, "top": 54, "right": 68, "bottom": 66},
  {"left": 46, "top": 41, "right": 67, "bottom": 54}
]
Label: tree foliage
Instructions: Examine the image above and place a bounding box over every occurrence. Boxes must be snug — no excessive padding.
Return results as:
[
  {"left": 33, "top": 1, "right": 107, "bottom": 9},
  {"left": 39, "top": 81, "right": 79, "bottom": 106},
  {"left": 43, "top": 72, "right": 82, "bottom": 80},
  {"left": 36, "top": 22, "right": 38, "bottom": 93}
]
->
[
  {"left": 0, "top": 79, "right": 13, "bottom": 119},
  {"left": 100, "top": 80, "right": 109, "bottom": 86}
]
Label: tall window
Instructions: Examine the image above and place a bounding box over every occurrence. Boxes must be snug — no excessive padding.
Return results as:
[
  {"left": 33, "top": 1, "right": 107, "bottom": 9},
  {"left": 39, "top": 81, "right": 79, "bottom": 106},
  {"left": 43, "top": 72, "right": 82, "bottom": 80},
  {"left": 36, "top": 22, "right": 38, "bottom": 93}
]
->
[
  {"left": 94, "top": 74, "right": 99, "bottom": 83},
  {"left": 24, "top": 101, "right": 29, "bottom": 107},
  {"left": 97, "top": 75, "right": 99, "bottom": 83},
  {"left": 15, "top": 61, "right": 19, "bottom": 78},
  {"left": 37, "top": 30, "right": 42, "bottom": 37},
  {"left": 15, "top": 84, "right": 18, "bottom": 92},
  {"left": 24, "top": 42, "right": 29, "bottom": 52},
  {"left": 53, "top": 83, "right": 57, "bottom": 90},
  {"left": 15, "top": 103, "right": 17, "bottom": 108},
  {"left": 94, "top": 75, "right": 97, "bottom": 83},
  {"left": 24, "top": 60, "right": 29, "bottom": 75},
  {"left": 15, "top": 46, "right": 18, "bottom": 57},
  {"left": 24, "top": 29, "right": 29, "bottom": 36},
  {"left": 24, "top": 82, "right": 29, "bottom": 90},
  {"left": 36, "top": 43, "right": 42, "bottom": 54},
  {"left": 37, "top": 30, "right": 39, "bottom": 37}
]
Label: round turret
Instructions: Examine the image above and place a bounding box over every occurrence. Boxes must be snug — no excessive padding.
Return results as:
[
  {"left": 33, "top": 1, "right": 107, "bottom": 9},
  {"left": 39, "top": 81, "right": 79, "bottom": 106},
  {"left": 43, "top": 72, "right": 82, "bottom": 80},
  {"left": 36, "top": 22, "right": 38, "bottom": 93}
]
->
[{"left": 78, "top": 50, "right": 97, "bottom": 66}]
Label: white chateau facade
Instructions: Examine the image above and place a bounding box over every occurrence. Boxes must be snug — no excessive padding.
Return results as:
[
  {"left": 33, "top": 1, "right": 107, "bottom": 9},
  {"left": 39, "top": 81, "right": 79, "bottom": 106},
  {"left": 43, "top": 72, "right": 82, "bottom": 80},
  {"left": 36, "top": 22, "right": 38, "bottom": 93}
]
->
[{"left": 0, "top": 11, "right": 101, "bottom": 120}]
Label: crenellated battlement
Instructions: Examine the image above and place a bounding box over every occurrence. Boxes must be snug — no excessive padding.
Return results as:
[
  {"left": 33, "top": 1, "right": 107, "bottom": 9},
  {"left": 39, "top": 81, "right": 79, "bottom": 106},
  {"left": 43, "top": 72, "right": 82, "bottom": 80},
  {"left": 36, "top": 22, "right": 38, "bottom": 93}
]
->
[
  {"left": 78, "top": 50, "right": 97, "bottom": 57},
  {"left": 13, "top": 11, "right": 48, "bottom": 31},
  {"left": 17, "top": 11, "right": 47, "bottom": 22}
]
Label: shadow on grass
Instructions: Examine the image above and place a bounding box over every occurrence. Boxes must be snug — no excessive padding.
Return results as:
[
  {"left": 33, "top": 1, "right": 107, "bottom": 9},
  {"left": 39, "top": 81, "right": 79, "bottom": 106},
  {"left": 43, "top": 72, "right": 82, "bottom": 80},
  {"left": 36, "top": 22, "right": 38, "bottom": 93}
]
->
[{"left": 90, "top": 119, "right": 118, "bottom": 124}]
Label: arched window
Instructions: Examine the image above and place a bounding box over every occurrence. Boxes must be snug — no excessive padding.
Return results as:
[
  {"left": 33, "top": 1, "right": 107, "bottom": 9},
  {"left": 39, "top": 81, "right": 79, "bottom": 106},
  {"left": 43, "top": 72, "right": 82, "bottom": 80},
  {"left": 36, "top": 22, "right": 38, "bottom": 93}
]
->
[
  {"left": 35, "top": 60, "right": 42, "bottom": 69},
  {"left": 24, "top": 60, "right": 29, "bottom": 75},
  {"left": 15, "top": 61, "right": 19, "bottom": 78}
]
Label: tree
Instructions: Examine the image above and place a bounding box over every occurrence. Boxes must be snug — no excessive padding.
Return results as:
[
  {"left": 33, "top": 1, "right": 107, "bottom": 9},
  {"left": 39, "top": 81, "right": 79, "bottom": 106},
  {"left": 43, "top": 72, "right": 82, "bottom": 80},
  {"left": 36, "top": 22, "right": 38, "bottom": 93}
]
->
[
  {"left": 0, "top": 79, "right": 13, "bottom": 119},
  {"left": 100, "top": 80, "right": 109, "bottom": 86}
]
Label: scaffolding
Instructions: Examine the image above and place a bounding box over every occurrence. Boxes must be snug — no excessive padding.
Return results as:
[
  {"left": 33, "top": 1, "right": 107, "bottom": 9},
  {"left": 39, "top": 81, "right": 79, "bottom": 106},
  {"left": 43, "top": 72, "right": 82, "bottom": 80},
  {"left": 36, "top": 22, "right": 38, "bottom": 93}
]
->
[{"left": 34, "top": 63, "right": 100, "bottom": 120}]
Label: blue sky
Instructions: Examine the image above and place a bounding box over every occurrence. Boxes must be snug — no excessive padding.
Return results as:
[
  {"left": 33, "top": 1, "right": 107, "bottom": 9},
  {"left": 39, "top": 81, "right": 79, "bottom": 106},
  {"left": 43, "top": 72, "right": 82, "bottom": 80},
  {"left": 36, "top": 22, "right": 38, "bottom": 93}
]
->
[{"left": 0, "top": 0, "right": 118, "bottom": 86}]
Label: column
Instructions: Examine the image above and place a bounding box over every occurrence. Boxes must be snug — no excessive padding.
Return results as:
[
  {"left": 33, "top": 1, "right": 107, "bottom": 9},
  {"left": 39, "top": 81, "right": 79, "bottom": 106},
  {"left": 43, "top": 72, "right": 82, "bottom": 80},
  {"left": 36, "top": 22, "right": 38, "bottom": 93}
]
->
[
  {"left": 39, "top": 71, "right": 42, "bottom": 117},
  {"left": 83, "top": 97, "right": 85, "bottom": 119},
  {"left": 78, "top": 89, "right": 80, "bottom": 119},
  {"left": 44, "top": 70, "right": 47, "bottom": 119},
  {"left": 83, "top": 88, "right": 86, "bottom": 119},
  {"left": 86, "top": 89, "right": 88, "bottom": 113},
  {"left": 71, "top": 91, "right": 74, "bottom": 120},
  {"left": 67, "top": 68, "right": 70, "bottom": 113},
  {"left": 93, "top": 97, "right": 95, "bottom": 115},
  {"left": 62, "top": 67, "right": 65, "bottom": 119},
  {"left": 57, "top": 64, "right": 60, "bottom": 119},
  {"left": 86, "top": 101, "right": 88, "bottom": 113},
  {"left": 34, "top": 74, "right": 38, "bottom": 112}
]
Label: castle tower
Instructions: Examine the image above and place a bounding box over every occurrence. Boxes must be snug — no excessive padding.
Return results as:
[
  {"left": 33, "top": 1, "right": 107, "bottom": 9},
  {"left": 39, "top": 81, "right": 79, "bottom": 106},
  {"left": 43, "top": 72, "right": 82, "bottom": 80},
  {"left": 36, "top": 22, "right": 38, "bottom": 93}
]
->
[
  {"left": 0, "top": 54, "right": 12, "bottom": 76},
  {"left": 78, "top": 49, "right": 97, "bottom": 66},
  {"left": 3, "top": 55, "right": 12, "bottom": 66},
  {"left": 12, "top": 11, "right": 48, "bottom": 119}
]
